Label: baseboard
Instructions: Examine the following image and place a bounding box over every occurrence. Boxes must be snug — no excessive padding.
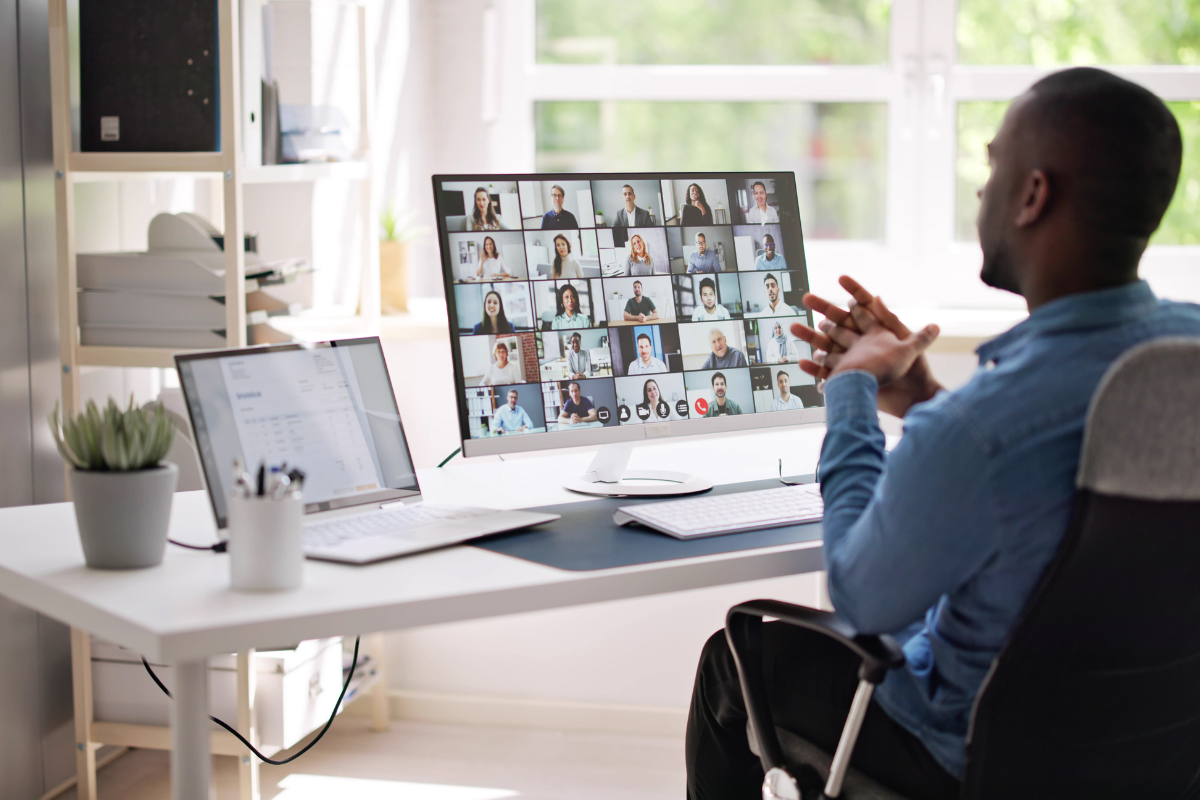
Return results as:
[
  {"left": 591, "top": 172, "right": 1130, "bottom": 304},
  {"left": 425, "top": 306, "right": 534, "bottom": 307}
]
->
[{"left": 346, "top": 688, "right": 687, "bottom": 738}]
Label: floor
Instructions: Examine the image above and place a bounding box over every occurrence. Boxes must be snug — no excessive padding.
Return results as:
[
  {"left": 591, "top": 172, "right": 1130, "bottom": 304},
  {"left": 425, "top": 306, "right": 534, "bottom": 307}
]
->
[{"left": 62, "top": 717, "right": 685, "bottom": 800}]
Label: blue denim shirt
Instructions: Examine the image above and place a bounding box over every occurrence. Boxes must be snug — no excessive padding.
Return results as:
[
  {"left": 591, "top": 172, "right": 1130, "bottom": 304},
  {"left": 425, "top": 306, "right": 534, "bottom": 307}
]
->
[{"left": 819, "top": 281, "right": 1200, "bottom": 778}]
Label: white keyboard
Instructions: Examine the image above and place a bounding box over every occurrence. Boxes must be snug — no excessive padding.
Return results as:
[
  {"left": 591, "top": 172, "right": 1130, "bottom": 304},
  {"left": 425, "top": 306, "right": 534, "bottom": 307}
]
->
[
  {"left": 303, "top": 503, "right": 494, "bottom": 549},
  {"left": 614, "top": 484, "right": 823, "bottom": 539}
]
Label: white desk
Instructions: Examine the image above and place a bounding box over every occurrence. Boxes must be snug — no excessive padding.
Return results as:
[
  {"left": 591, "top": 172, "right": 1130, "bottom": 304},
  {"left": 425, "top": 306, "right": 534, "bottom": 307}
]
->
[{"left": 0, "top": 425, "right": 827, "bottom": 799}]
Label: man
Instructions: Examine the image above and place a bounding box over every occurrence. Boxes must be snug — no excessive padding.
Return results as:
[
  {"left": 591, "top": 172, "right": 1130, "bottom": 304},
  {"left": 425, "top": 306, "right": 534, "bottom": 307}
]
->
[
  {"left": 566, "top": 332, "right": 590, "bottom": 379},
  {"left": 687, "top": 232, "right": 720, "bottom": 273},
  {"left": 769, "top": 370, "right": 803, "bottom": 411},
  {"left": 753, "top": 233, "right": 787, "bottom": 271},
  {"left": 687, "top": 68, "right": 1200, "bottom": 800},
  {"left": 492, "top": 389, "right": 533, "bottom": 434},
  {"left": 557, "top": 381, "right": 598, "bottom": 425},
  {"left": 623, "top": 280, "right": 660, "bottom": 322},
  {"left": 540, "top": 184, "right": 579, "bottom": 229},
  {"left": 700, "top": 328, "right": 747, "bottom": 370},
  {"left": 743, "top": 180, "right": 779, "bottom": 224},
  {"left": 627, "top": 332, "right": 667, "bottom": 375},
  {"left": 702, "top": 372, "right": 740, "bottom": 416},
  {"left": 748, "top": 273, "right": 799, "bottom": 319},
  {"left": 611, "top": 184, "right": 653, "bottom": 227},
  {"left": 691, "top": 278, "right": 731, "bottom": 322}
]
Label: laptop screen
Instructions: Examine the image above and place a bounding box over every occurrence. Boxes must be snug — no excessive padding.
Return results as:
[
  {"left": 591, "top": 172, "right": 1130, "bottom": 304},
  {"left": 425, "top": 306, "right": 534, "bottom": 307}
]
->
[{"left": 176, "top": 337, "right": 420, "bottom": 528}]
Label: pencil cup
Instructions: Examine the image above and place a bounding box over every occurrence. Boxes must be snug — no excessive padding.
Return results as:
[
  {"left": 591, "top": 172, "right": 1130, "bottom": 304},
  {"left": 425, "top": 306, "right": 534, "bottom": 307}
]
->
[{"left": 227, "top": 493, "right": 305, "bottom": 591}]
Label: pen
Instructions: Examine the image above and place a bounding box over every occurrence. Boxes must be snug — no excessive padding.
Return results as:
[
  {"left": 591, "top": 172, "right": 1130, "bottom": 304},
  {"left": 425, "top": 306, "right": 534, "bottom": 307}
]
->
[{"left": 256, "top": 462, "right": 266, "bottom": 497}]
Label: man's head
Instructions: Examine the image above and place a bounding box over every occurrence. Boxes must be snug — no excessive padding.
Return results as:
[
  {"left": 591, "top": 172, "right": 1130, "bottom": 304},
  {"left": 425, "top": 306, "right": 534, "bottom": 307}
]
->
[
  {"left": 550, "top": 184, "right": 565, "bottom": 212},
  {"left": 763, "top": 273, "right": 780, "bottom": 304},
  {"left": 763, "top": 234, "right": 776, "bottom": 259},
  {"left": 712, "top": 372, "right": 727, "bottom": 399},
  {"left": 695, "top": 232, "right": 707, "bottom": 254},
  {"left": 777, "top": 370, "right": 790, "bottom": 395},
  {"left": 699, "top": 278, "right": 717, "bottom": 310},
  {"left": 571, "top": 333, "right": 581, "bottom": 352},
  {"left": 567, "top": 381, "right": 581, "bottom": 402},
  {"left": 637, "top": 333, "right": 653, "bottom": 361},
  {"left": 752, "top": 181, "right": 767, "bottom": 207},
  {"left": 976, "top": 67, "right": 1182, "bottom": 303},
  {"left": 633, "top": 280, "right": 643, "bottom": 297},
  {"left": 622, "top": 184, "right": 636, "bottom": 208},
  {"left": 709, "top": 328, "right": 728, "bottom": 357},
  {"left": 506, "top": 390, "right": 518, "bottom": 408}
]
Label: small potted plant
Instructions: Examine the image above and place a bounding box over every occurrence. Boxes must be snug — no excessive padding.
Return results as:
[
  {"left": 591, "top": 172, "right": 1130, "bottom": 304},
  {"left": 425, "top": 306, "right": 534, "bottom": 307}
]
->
[
  {"left": 380, "top": 203, "right": 429, "bottom": 314},
  {"left": 49, "top": 398, "right": 178, "bottom": 569}
]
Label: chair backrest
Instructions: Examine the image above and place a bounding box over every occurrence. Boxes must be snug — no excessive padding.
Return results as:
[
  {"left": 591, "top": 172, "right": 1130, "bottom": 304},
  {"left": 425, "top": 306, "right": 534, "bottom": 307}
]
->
[{"left": 963, "top": 338, "right": 1200, "bottom": 799}]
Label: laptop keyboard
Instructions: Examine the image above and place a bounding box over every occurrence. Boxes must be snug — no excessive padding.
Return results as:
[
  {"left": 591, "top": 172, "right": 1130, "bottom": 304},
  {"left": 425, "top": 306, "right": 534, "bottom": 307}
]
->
[{"left": 302, "top": 504, "right": 494, "bottom": 548}]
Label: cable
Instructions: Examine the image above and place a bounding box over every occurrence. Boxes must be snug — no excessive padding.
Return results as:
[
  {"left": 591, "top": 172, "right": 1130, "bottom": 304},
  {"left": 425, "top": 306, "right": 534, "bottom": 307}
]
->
[
  {"left": 436, "top": 447, "right": 461, "bottom": 468},
  {"left": 168, "top": 539, "right": 226, "bottom": 552},
  {"left": 778, "top": 458, "right": 819, "bottom": 487},
  {"left": 142, "top": 635, "right": 359, "bottom": 765}
]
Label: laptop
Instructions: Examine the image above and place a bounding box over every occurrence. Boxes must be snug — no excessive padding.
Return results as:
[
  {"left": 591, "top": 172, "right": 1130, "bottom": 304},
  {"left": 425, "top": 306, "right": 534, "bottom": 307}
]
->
[{"left": 176, "top": 337, "right": 559, "bottom": 564}]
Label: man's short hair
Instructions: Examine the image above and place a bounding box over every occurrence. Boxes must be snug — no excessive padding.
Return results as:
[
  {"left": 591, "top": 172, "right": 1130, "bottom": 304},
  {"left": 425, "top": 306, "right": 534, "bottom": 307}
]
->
[
  {"left": 508, "top": 389, "right": 519, "bottom": 398},
  {"left": 1024, "top": 68, "right": 1182, "bottom": 241},
  {"left": 636, "top": 333, "right": 651, "bottom": 345},
  {"left": 763, "top": 234, "right": 775, "bottom": 244},
  {"left": 695, "top": 232, "right": 706, "bottom": 240},
  {"left": 752, "top": 181, "right": 766, "bottom": 191},
  {"left": 550, "top": 184, "right": 565, "bottom": 196},
  {"left": 777, "top": 370, "right": 788, "bottom": 382},
  {"left": 709, "top": 328, "right": 725, "bottom": 340},
  {"left": 633, "top": 280, "right": 642, "bottom": 288},
  {"left": 699, "top": 277, "right": 715, "bottom": 293},
  {"left": 712, "top": 371, "right": 726, "bottom": 385},
  {"left": 567, "top": 381, "right": 580, "bottom": 391},
  {"left": 622, "top": 184, "right": 635, "bottom": 193},
  {"left": 763, "top": 273, "right": 778, "bottom": 285}
]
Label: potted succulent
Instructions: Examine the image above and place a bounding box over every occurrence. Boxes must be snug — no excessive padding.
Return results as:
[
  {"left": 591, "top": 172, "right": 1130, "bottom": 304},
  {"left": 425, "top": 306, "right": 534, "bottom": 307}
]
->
[{"left": 49, "top": 398, "right": 178, "bottom": 569}]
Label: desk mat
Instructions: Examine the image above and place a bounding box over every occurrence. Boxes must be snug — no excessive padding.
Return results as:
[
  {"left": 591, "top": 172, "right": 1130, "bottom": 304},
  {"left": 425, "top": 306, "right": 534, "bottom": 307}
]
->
[{"left": 471, "top": 478, "right": 823, "bottom": 572}]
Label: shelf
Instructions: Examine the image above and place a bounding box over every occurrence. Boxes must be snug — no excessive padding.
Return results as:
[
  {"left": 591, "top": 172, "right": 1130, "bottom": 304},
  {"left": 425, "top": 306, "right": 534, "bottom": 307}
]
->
[
  {"left": 75, "top": 346, "right": 191, "bottom": 369},
  {"left": 69, "top": 151, "right": 228, "bottom": 179},
  {"left": 243, "top": 161, "right": 369, "bottom": 184}
]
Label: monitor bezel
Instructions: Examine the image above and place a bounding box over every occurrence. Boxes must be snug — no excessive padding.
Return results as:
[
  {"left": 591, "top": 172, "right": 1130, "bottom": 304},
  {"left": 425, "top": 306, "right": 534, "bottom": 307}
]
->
[{"left": 431, "top": 171, "right": 827, "bottom": 459}]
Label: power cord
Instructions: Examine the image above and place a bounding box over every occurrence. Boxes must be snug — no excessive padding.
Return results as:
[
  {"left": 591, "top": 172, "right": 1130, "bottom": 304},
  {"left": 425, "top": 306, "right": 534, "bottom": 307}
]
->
[
  {"left": 436, "top": 447, "right": 461, "bottom": 468},
  {"left": 141, "top": 635, "right": 360, "bottom": 765},
  {"left": 168, "top": 539, "right": 226, "bottom": 553}
]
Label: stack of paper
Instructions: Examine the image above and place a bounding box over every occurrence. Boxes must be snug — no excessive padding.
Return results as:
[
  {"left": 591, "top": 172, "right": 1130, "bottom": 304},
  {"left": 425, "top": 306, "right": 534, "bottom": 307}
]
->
[{"left": 77, "top": 212, "right": 307, "bottom": 349}]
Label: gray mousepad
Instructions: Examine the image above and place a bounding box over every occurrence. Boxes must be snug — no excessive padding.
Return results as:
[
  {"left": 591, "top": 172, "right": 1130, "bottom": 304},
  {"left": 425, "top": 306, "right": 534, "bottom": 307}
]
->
[{"left": 471, "top": 478, "right": 823, "bottom": 572}]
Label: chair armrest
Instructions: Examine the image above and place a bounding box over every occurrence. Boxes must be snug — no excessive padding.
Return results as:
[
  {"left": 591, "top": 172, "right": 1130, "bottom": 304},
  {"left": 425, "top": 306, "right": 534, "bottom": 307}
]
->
[{"left": 724, "top": 599, "right": 906, "bottom": 780}]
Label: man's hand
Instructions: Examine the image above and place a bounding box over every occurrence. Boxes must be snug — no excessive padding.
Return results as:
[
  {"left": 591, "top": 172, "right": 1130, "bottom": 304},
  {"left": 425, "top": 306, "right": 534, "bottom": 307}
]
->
[{"left": 791, "top": 276, "right": 945, "bottom": 417}]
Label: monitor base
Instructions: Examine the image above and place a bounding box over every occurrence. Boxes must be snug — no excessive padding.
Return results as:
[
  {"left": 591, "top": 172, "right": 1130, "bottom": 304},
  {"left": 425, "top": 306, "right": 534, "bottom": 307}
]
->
[{"left": 563, "top": 443, "right": 714, "bottom": 497}]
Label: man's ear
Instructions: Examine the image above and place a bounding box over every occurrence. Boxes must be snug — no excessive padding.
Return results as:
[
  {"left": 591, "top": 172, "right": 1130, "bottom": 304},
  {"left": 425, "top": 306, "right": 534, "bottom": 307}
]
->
[{"left": 1014, "top": 168, "right": 1050, "bottom": 228}]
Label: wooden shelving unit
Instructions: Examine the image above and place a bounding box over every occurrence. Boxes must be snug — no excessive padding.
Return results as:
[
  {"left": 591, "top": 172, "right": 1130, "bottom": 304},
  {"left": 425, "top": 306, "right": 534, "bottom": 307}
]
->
[{"left": 46, "top": 1, "right": 387, "bottom": 798}]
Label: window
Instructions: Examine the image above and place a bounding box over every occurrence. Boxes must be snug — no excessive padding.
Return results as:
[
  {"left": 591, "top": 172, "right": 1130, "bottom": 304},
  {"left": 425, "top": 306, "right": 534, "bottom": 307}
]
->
[{"left": 496, "top": 0, "right": 1200, "bottom": 307}]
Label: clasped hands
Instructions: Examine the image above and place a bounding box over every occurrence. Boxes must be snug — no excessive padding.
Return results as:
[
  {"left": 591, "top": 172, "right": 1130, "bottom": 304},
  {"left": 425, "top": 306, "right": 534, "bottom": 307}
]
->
[{"left": 790, "top": 276, "right": 945, "bottom": 418}]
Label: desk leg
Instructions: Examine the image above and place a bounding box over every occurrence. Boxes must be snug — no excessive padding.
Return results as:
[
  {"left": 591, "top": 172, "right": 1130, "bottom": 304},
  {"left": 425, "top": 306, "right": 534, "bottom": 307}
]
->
[
  {"left": 237, "top": 650, "right": 260, "bottom": 800},
  {"left": 70, "top": 628, "right": 97, "bottom": 800},
  {"left": 368, "top": 633, "right": 390, "bottom": 732},
  {"left": 170, "top": 658, "right": 213, "bottom": 800}
]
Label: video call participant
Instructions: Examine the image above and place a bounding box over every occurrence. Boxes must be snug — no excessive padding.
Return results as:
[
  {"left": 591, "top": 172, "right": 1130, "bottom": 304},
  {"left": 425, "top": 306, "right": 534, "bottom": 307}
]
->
[
  {"left": 553, "top": 284, "right": 591, "bottom": 329},
  {"left": 744, "top": 181, "right": 779, "bottom": 224},
  {"left": 704, "top": 372, "right": 741, "bottom": 416},
  {"left": 627, "top": 333, "right": 668, "bottom": 375},
  {"left": 473, "top": 290, "right": 515, "bottom": 334},
  {"left": 551, "top": 234, "right": 585, "bottom": 279},
  {"left": 764, "top": 321, "right": 797, "bottom": 363},
  {"left": 558, "top": 381, "right": 598, "bottom": 425},
  {"left": 566, "top": 332, "right": 590, "bottom": 379},
  {"left": 637, "top": 379, "right": 667, "bottom": 419},
  {"left": 623, "top": 234, "right": 655, "bottom": 276},
  {"left": 465, "top": 187, "right": 506, "bottom": 230},
  {"left": 687, "top": 233, "right": 720, "bottom": 273},
  {"left": 754, "top": 234, "right": 787, "bottom": 271},
  {"left": 701, "top": 328, "right": 748, "bottom": 370},
  {"left": 771, "top": 370, "right": 803, "bottom": 411},
  {"left": 541, "top": 184, "right": 579, "bottom": 230},
  {"left": 680, "top": 183, "right": 714, "bottom": 226},
  {"left": 691, "top": 278, "right": 731, "bottom": 321},
  {"left": 480, "top": 341, "right": 523, "bottom": 385},
  {"left": 749, "top": 273, "right": 799, "bottom": 319},
  {"left": 611, "top": 184, "right": 653, "bottom": 227},
  {"left": 492, "top": 389, "right": 533, "bottom": 434},
  {"left": 477, "top": 236, "right": 512, "bottom": 279},
  {"left": 623, "top": 280, "right": 660, "bottom": 323}
]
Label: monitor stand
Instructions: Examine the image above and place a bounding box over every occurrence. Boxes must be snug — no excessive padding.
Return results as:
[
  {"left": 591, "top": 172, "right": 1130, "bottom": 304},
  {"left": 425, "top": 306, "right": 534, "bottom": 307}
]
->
[{"left": 563, "top": 442, "right": 714, "bottom": 497}]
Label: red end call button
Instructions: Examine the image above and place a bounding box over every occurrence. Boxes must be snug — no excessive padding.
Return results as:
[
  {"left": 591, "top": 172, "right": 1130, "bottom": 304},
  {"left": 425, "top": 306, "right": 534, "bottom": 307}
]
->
[{"left": 694, "top": 397, "right": 709, "bottom": 416}]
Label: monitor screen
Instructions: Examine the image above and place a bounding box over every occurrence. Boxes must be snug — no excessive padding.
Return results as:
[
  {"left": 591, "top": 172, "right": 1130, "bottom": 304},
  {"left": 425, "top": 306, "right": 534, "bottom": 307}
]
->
[
  {"left": 433, "top": 173, "right": 824, "bottom": 455},
  {"left": 176, "top": 338, "right": 420, "bottom": 528}
]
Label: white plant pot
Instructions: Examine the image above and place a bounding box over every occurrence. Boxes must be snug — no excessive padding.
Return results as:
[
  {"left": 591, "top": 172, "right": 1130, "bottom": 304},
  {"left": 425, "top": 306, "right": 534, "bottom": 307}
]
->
[{"left": 68, "top": 462, "right": 178, "bottom": 569}]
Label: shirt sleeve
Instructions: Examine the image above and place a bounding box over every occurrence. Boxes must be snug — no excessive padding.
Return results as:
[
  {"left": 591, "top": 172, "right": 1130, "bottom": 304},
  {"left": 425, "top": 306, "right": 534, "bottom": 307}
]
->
[{"left": 819, "top": 371, "right": 1002, "bottom": 634}]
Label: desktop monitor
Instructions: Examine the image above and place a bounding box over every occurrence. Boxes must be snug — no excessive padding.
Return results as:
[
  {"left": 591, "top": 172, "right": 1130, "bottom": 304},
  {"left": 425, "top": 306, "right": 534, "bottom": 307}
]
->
[{"left": 433, "top": 172, "right": 825, "bottom": 495}]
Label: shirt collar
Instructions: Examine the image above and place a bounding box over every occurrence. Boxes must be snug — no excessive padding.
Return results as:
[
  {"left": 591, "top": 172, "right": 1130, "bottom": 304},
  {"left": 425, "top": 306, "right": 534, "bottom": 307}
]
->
[{"left": 976, "top": 280, "right": 1158, "bottom": 364}]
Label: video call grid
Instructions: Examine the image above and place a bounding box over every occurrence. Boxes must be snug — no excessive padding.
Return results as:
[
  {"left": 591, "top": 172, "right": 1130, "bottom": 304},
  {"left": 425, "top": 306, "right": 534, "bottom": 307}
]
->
[{"left": 436, "top": 174, "right": 822, "bottom": 440}]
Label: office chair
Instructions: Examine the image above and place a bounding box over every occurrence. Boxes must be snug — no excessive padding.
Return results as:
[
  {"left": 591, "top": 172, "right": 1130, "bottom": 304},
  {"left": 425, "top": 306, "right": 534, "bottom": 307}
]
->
[{"left": 727, "top": 338, "right": 1200, "bottom": 799}]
